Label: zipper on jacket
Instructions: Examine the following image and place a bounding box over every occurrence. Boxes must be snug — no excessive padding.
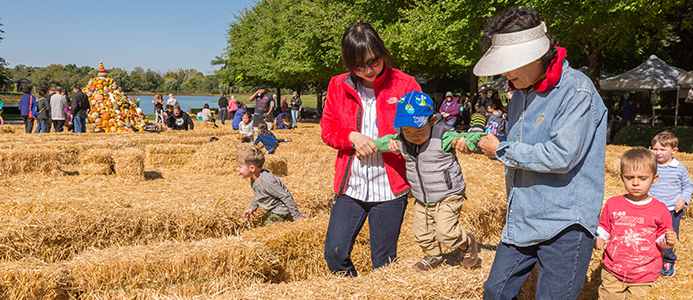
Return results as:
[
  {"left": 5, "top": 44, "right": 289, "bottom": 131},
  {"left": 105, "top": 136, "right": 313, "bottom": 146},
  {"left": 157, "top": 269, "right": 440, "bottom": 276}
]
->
[
  {"left": 415, "top": 159, "right": 427, "bottom": 203},
  {"left": 338, "top": 105, "right": 363, "bottom": 195}
]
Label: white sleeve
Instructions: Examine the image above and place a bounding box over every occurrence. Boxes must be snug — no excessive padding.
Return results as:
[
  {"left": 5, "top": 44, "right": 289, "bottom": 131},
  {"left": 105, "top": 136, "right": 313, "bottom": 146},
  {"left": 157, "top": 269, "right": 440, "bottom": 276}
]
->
[{"left": 596, "top": 226, "right": 610, "bottom": 241}]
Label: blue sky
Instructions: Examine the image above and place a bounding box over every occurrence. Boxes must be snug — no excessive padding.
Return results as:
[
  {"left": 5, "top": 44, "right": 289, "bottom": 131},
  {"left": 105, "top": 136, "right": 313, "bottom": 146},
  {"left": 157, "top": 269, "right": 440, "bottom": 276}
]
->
[{"left": 0, "top": 0, "right": 257, "bottom": 74}]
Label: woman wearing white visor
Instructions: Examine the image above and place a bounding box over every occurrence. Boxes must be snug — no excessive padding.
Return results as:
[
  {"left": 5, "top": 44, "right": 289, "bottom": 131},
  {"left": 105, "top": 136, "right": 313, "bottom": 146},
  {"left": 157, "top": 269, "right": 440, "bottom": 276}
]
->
[{"left": 453, "top": 8, "right": 607, "bottom": 300}]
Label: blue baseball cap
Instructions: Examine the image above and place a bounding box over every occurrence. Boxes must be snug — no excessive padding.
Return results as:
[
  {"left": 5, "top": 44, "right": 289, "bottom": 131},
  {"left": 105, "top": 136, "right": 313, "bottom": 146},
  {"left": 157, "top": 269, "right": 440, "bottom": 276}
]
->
[{"left": 394, "top": 91, "right": 434, "bottom": 128}]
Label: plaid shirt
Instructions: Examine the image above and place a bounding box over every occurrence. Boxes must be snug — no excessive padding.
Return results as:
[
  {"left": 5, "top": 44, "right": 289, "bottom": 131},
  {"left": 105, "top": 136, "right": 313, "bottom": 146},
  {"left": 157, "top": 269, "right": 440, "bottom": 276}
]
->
[{"left": 254, "top": 132, "right": 278, "bottom": 153}]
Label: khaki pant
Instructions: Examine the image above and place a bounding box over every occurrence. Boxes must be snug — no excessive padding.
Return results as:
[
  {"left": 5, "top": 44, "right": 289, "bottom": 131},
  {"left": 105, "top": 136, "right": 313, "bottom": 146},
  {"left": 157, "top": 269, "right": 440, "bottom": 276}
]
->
[
  {"left": 598, "top": 268, "right": 653, "bottom": 300},
  {"left": 412, "top": 194, "right": 468, "bottom": 256},
  {"left": 263, "top": 212, "right": 288, "bottom": 226}
]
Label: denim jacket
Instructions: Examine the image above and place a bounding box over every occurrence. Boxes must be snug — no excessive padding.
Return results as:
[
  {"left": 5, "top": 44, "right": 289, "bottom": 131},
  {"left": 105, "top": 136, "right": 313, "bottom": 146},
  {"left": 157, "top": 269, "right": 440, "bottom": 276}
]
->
[{"left": 495, "top": 60, "right": 607, "bottom": 247}]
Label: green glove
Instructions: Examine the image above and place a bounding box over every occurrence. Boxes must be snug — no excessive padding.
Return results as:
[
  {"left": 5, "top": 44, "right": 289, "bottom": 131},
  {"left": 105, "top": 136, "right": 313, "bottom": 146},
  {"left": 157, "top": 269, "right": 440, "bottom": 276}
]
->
[
  {"left": 441, "top": 132, "right": 487, "bottom": 152},
  {"left": 373, "top": 134, "right": 399, "bottom": 152}
]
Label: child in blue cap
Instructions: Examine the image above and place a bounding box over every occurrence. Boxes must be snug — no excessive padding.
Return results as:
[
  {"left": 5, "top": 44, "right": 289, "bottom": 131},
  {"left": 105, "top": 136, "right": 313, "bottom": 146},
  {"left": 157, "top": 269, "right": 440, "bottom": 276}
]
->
[{"left": 376, "top": 91, "right": 482, "bottom": 271}]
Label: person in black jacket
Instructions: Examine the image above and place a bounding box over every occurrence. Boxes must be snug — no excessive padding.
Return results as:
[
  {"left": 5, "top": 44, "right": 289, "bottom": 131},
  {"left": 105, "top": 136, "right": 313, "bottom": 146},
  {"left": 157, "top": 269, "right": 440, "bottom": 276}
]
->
[
  {"left": 166, "top": 105, "right": 195, "bottom": 130},
  {"left": 36, "top": 88, "right": 51, "bottom": 133},
  {"left": 218, "top": 93, "right": 229, "bottom": 125},
  {"left": 71, "top": 85, "right": 90, "bottom": 133}
]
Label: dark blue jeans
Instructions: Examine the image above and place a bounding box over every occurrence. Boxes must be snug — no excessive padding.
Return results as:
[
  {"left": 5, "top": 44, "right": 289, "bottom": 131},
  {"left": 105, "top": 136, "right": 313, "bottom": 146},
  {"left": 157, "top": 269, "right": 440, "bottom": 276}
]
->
[
  {"left": 663, "top": 209, "right": 683, "bottom": 263},
  {"left": 483, "top": 224, "right": 593, "bottom": 300},
  {"left": 219, "top": 107, "right": 227, "bottom": 124},
  {"left": 324, "top": 194, "right": 408, "bottom": 277}
]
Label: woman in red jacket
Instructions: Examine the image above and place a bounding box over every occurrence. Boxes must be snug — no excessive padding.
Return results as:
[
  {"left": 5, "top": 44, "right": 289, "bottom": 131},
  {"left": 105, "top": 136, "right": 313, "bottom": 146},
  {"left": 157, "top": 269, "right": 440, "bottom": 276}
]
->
[{"left": 320, "top": 23, "right": 422, "bottom": 277}]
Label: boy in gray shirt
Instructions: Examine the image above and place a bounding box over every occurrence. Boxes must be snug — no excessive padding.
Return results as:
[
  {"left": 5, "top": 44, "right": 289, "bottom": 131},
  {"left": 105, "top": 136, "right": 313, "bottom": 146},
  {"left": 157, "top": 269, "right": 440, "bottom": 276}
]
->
[{"left": 237, "top": 146, "right": 306, "bottom": 226}]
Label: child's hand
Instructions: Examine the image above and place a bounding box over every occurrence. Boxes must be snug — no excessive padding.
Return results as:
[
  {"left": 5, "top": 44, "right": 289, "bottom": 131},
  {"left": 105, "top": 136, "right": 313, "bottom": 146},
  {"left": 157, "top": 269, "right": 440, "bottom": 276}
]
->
[
  {"left": 244, "top": 209, "right": 255, "bottom": 219},
  {"left": 388, "top": 139, "right": 401, "bottom": 154},
  {"left": 452, "top": 137, "right": 472, "bottom": 154},
  {"left": 294, "top": 214, "right": 308, "bottom": 222},
  {"left": 594, "top": 238, "right": 605, "bottom": 250},
  {"left": 675, "top": 198, "right": 686, "bottom": 212},
  {"left": 665, "top": 229, "right": 677, "bottom": 247}
]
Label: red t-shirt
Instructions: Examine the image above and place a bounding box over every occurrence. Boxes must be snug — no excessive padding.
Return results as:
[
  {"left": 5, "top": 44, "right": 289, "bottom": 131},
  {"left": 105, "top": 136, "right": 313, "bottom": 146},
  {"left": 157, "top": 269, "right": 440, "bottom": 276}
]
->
[{"left": 599, "top": 195, "right": 672, "bottom": 283}]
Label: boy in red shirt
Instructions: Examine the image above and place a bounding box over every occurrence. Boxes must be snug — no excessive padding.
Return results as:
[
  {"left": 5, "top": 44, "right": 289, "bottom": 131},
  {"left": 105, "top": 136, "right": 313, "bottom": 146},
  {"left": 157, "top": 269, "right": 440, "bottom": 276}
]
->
[{"left": 595, "top": 147, "right": 677, "bottom": 299}]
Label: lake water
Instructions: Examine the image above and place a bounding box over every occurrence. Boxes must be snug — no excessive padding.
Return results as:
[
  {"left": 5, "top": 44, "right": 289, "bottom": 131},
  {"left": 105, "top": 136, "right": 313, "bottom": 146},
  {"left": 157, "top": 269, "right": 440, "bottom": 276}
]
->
[{"left": 131, "top": 95, "right": 254, "bottom": 115}]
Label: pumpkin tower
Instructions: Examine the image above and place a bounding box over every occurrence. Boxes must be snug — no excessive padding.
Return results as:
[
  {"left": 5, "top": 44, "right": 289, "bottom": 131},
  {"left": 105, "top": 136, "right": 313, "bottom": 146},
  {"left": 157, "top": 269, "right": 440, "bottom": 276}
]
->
[{"left": 85, "top": 61, "right": 148, "bottom": 132}]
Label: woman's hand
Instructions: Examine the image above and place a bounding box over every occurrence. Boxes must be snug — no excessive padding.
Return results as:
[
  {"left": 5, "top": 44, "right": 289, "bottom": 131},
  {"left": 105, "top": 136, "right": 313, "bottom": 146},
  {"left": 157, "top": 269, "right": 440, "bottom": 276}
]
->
[
  {"left": 349, "top": 132, "right": 377, "bottom": 160},
  {"left": 478, "top": 134, "right": 500, "bottom": 159}
]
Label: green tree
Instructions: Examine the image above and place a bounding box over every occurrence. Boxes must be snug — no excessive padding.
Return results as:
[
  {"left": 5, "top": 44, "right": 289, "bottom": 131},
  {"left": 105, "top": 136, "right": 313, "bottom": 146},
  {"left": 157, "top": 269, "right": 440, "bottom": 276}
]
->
[
  {"left": 107, "top": 68, "right": 131, "bottom": 92},
  {"left": 142, "top": 69, "right": 162, "bottom": 92},
  {"left": 524, "top": 0, "right": 684, "bottom": 90},
  {"left": 163, "top": 77, "right": 180, "bottom": 92},
  {"left": 130, "top": 67, "right": 145, "bottom": 91}
]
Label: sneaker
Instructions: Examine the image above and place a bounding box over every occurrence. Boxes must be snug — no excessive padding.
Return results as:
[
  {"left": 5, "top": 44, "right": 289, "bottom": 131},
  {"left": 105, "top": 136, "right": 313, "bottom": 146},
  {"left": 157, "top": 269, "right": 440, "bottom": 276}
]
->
[
  {"left": 460, "top": 233, "right": 479, "bottom": 268},
  {"left": 662, "top": 262, "right": 675, "bottom": 277},
  {"left": 413, "top": 254, "right": 444, "bottom": 271}
]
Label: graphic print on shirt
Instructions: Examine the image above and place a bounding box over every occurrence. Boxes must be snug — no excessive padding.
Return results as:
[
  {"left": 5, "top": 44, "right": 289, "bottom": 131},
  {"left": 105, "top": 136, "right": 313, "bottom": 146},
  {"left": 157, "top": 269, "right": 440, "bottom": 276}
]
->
[
  {"left": 176, "top": 117, "right": 185, "bottom": 126},
  {"left": 609, "top": 211, "right": 657, "bottom": 273}
]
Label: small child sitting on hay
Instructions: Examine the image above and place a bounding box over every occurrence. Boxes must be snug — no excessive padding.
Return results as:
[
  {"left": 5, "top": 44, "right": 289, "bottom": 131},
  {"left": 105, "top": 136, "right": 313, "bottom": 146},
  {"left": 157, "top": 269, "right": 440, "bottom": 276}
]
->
[
  {"left": 237, "top": 146, "right": 306, "bottom": 226},
  {"left": 239, "top": 112, "right": 254, "bottom": 142},
  {"left": 254, "top": 122, "right": 292, "bottom": 154},
  {"left": 377, "top": 91, "right": 480, "bottom": 271}
]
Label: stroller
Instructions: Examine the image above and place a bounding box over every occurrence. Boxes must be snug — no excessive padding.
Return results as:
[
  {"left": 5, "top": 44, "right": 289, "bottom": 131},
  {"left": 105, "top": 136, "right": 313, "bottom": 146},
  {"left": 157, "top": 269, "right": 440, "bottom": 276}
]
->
[{"left": 275, "top": 112, "right": 293, "bottom": 130}]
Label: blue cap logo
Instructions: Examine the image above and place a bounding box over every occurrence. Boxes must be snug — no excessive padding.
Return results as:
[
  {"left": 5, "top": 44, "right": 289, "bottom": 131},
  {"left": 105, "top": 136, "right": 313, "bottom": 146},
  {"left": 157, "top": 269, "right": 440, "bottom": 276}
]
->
[
  {"left": 405, "top": 104, "right": 415, "bottom": 114},
  {"left": 416, "top": 95, "right": 427, "bottom": 106}
]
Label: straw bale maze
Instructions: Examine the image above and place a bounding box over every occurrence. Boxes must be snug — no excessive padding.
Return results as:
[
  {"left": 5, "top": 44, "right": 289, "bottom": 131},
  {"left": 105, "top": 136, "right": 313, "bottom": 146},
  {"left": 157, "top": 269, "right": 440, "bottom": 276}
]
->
[{"left": 0, "top": 123, "right": 691, "bottom": 299}]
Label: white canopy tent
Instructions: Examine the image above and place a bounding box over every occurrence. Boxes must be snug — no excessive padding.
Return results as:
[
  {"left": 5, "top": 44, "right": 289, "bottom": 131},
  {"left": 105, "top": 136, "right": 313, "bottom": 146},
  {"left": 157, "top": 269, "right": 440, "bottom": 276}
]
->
[{"left": 600, "top": 55, "right": 691, "bottom": 126}]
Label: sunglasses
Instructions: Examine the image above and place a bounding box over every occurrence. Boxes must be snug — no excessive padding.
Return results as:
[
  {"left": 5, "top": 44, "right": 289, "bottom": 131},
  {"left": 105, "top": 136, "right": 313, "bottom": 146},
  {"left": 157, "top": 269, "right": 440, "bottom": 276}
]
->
[{"left": 353, "top": 56, "right": 383, "bottom": 72}]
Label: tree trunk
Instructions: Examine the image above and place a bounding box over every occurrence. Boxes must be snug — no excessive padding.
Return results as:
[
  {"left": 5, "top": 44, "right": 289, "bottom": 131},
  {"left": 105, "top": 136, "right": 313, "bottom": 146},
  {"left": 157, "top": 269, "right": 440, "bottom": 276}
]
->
[
  {"left": 317, "top": 81, "right": 324, "bottom": 117},
  {"left": 467, "top": 66, "right": 478, "bottom": 96},
  {"left": 587, "top": 46, "right": 602, "bottom": 92},
  {"left": 276, "top": 87, "right": 281, "bottom": 118}
]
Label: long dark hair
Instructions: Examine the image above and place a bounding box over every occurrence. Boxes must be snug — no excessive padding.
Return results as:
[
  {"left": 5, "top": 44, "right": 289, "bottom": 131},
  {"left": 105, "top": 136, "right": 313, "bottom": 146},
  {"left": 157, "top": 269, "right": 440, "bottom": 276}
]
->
[
  {"left": 480, "top": 8, "right": 558, "bottom": 70},
  {"left": 341, "top": 22, "right": 393, "bottom": 71}
]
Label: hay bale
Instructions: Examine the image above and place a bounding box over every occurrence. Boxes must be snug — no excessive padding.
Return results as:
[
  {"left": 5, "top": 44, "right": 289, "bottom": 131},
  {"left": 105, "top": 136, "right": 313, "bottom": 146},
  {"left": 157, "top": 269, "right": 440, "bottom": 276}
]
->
[
  {"left": 265, "top": 154, "right": 288, "bottom": 177},
  {"left": 187, "top": 139, "right": 244, "bottom": 174},
  {"left": 114, "top": 148, "right": 145, "bottom": 179},
  {"left": 0, "top": 148, "right": 63, "bottom": 175},
  {"left": 0, "top": 260, "right": 70, "bottom": 299},
  {"left": 79, "top": 149, "right": 114, "bottom": 175},
  {"left": 69, "top": 237, "right": 281, "bottom": 296},
  {"left": 145, "top": 144, "right": 197, "bottom": 167},
  {"left": 1, "top": 125, "right": 16, "bottom": 134}
]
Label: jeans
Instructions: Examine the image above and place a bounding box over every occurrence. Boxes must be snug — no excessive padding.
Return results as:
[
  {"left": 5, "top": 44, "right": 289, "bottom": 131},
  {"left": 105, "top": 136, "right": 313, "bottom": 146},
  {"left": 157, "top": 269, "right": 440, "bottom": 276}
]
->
[
  {"left": 663, "top": 209, "right": 683, "bottom": 263},
  {"left": 36, "top": 119, "right": 49, "bottom": 133},
  {"left": 219, "top": 107, "right": 227, "bottom": 124},
  {"left": 445, "top": 119, "right": 456, "bottom": 126},
  {"left": 324, "top": 194, "right": 408, "bottom": 277},
  {"left": 483, "top": 224, "right": 593, "bottom": 300},
  {"left": 52, "top": 120, "right": 65, "bottom": 133},
  {"left": 73, "top": 114, "right": 86, "bottom": 133},
  {"left": 291, "top": 109, "right": 300, "bottom": 127},
  {"left": 22, "top": 116, "right": 34, "bottom": 133}
]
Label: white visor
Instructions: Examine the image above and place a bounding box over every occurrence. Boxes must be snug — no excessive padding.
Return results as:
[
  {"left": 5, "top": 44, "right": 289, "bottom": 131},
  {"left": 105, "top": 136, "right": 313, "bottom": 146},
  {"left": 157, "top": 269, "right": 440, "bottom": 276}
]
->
[{"left": 473, "top": 22, "right": 550, "bottom": 76}]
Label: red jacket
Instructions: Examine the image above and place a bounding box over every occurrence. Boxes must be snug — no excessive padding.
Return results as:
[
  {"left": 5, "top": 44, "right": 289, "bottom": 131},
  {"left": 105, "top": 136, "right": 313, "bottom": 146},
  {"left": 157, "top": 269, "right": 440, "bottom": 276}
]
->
[{"left": 320, "top": 66, "right": 422, "bottom": 196}]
